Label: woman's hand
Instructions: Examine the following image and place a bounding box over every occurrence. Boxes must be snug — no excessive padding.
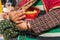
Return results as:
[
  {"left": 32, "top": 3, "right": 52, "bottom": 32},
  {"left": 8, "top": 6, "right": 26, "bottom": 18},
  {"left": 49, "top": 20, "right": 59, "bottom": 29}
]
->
[
  {"left": 9, "top": 10, "right": 26, "bottom": 24},
  {"left": 7, "top": 10, "right": 32, "bottom": 31},
  {"left": 2, "top": 13, "right": 9, "bottom": 19}
]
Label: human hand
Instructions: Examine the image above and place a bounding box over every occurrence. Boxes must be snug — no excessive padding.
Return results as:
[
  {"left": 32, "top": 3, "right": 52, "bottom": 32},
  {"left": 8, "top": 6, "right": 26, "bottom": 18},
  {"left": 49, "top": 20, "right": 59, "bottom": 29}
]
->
[
  {"left": 2, "top": 13, "right": 9, "bottom": 19},
  {"left": 8, "top": 10, "right": 26, "bottom": 24}
]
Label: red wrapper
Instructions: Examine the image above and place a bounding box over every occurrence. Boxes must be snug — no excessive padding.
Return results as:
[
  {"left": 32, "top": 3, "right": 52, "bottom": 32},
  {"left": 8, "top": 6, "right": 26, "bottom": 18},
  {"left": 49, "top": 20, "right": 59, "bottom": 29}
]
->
[{"left": 25, "top": 7, "right": 40, "bottom": 19}]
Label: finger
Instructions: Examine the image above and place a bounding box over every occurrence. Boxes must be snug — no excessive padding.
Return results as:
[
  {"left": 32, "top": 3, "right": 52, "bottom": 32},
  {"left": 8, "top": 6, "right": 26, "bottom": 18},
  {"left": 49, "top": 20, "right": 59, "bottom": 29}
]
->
[
  {"left": 8, "top": 11, "right": 17, "bottom": 20},
  {"left": 17, "top": 10, "right": 25, "bottom": 13},
  {"left": 14, "top": 13, "right": 25, "bottom": 19},
  {"left": 15, "top": 20, "right": 24, "bottom": 24},
  {"left": 17, "top": 10, "right": 25, "bottom": 16},
  {"left": 2, "top": 13, "right": 9, "bottom": 19},
  {"left": 9, "top": 11, "right": 17, "bottom": 16},
  {"left": 2, "top": 13, "right": 7, "bottom": 16},
  {"left": 12, "top": 15, "right": 25, "bottom": 23},
  {"left": 12, "top": 11, "right": 25, "bottom": 19},
  {"left": 15, "top": 10, "right": 25, "bottom": 15},
  {"left": 15, "top": 15, "right": 26, "bottom": 21}
]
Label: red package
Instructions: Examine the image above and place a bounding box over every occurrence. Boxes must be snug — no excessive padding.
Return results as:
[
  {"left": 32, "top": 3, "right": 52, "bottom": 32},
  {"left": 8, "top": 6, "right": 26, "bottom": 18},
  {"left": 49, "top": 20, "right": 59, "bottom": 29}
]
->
[{"left": 25, "top": 7, "right": 40, "bottom": 19}]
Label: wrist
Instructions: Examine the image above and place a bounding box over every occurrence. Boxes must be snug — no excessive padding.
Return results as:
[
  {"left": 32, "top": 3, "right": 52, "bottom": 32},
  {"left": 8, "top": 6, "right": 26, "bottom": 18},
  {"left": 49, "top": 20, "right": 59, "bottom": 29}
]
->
[{"left": 26, "top": 21, "right": 32, "bottom": 30}]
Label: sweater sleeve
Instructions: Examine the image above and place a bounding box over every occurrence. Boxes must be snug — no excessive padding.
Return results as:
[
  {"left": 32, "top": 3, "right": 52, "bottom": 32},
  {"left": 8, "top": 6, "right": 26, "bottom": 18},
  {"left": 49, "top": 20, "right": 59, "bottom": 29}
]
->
[{"left": 29, "top": 8, "right": 60, "bottom": 34}]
